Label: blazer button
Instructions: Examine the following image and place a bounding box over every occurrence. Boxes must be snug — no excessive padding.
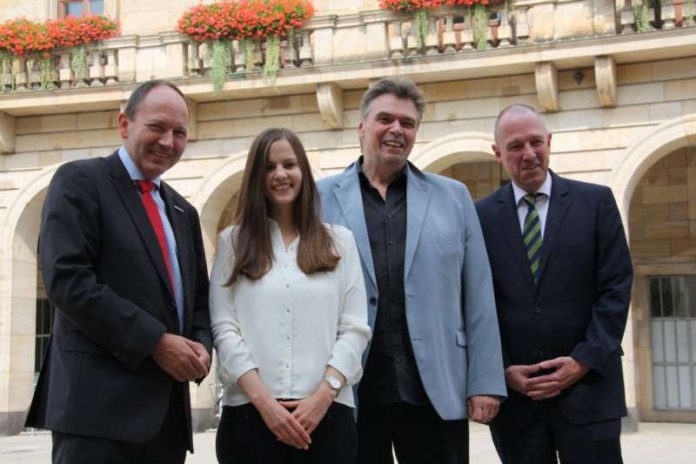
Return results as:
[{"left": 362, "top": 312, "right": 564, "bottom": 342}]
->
[
  {"left": 369, "top": 297, "right": 377, "bottom": 305},
  {"left": 534, "top": 307, "right": 541, "bottom": 315}
]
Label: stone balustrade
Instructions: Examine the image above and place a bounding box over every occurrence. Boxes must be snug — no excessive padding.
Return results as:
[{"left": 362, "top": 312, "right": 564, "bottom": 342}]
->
[
  {"left": 0, "top": 0, "right": 695, "bottom": 94},
  {"left": 620, "top": 0, "right": 696, "bottom": 34}
]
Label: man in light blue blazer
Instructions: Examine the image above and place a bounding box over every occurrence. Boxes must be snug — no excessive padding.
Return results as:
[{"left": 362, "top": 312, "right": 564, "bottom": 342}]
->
[{"left": 317, "top": 77, "right": 506, "bottom": 464}]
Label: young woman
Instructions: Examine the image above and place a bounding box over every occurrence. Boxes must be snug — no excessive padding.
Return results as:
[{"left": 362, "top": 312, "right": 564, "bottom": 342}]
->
[{"left": 210, "top": 128, "right": 370, "bottom": 464}]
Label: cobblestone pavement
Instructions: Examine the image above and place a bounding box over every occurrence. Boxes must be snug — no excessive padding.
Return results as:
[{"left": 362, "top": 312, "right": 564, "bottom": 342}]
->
[{"left": 1, "top": 422, "right": 695, "bottom": 463}]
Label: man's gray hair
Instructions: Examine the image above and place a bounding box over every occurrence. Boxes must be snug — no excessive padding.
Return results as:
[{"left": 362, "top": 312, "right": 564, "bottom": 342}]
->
[{"left": 359, "top": 77, "right": 426, "bottom": 123}]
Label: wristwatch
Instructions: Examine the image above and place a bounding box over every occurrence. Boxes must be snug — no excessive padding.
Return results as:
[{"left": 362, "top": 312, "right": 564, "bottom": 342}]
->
[{"left": 323, "top": 374, "right": 342, "bottom": 392}]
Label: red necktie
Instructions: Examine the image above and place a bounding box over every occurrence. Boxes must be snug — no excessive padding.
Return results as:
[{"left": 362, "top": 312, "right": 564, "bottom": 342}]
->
[{"left": 136, "top": 180, "right": 174, "bottom": 292}]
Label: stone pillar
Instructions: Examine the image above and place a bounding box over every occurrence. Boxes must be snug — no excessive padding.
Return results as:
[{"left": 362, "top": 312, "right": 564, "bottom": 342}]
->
[
  {"left": 309, "top": 16, "right": 337, "bottom": 66},
  {"left": 111, "top": 36, "right": 139, "bottom": 84},
  {"left": 159, "top": 32, "right": 188, "bottom": 79}
]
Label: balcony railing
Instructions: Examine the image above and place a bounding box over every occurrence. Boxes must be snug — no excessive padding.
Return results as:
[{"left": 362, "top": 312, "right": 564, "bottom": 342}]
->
[{"left": 0, "top": 1, "right": 694, "bottom": 94}]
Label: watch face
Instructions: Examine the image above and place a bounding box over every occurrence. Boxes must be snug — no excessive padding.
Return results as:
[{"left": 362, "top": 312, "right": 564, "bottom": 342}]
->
[{"left": 326, "top": 376, "right": 341, "bottom": 390}]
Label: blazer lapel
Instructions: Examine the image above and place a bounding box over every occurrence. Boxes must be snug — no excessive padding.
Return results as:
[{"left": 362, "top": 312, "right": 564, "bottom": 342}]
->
[
  {"left": 537, "top": 172, "right": 571, "bottom": 286},
  {"left": 498, "top": 184, "right": 536, "bottom": 287},
  {"left": 404, "top": 164, "right": 432, "bottom": 279},
  {"left": 333, "top": 163, "right": 377, "bottom": 287},
  {"left": 105, "top": 153, "right": 175, "bottom": 298}
]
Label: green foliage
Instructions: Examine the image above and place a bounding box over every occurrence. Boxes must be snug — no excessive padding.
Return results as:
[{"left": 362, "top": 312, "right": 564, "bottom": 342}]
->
[
  {"left": 210, "top": 39, "right": 232, "bottom": 91},
  {"left": 71, "top": 46, "right": 87, "bottom": 82},
  {"left": 263, "top": 35, "right": 280, "bottom": 83},
  {"left": 633, "top": 2, "right": 650, "bottom": 33},
  {"left": 473, "top": 4, "right": 488, "bottom": 50},
  {"left": 39, "top": 56, "right": 52, "bottom": 89},
  {"left": 242, "top": 38, "right": 255, "bottom": 71},
  {"left": 414, "top": 9, "right": 428, "bottom": 50}
]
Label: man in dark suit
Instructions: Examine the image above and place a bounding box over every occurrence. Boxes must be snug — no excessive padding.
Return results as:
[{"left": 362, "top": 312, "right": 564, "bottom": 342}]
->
[
  {"left": 476, "top": 104, "right": 633, "bottom": 464},
  {"left": 26, "top": 80, "right": 212, "bottom": 464}
]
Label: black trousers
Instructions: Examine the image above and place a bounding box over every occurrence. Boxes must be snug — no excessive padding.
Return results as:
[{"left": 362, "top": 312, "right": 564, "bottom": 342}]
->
[
  {"left": 216, "top": 402, "right": 357, "bottom": 464},
  {"left": 490, "top": 401, "right": 623, "bottom": 464},
  {"left": 356, "top": 402, "right": 469, "bottom": 464},
  {"left": 52, "top": 385, "right": 188, "bottom": 464}
]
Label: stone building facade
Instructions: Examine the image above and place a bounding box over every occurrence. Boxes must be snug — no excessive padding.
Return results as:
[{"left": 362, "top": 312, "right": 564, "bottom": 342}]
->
[{"left": 1, "top": 0, "right": 696, "bottom": 434}]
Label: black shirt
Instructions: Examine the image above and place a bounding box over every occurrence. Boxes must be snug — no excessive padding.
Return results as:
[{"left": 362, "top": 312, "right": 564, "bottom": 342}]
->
[{"left": 356, "top": 160, "right": 430, "bottom": 406}]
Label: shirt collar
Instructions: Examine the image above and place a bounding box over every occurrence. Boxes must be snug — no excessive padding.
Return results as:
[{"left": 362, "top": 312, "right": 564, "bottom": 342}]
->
[
  {"left": 357, "top": 156, "right": 408, "bottom": 189},
  {"left": 511, "top": 172, "right": 552, "bottom": 206},
  {"left": 118, "top": 146, "right": 162, "bottom": 187}
]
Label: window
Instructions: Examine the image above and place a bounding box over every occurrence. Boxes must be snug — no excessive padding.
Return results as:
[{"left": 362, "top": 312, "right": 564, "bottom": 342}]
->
[
  {"left": 35, "top": 298, "right": 54, "bottom": 373},
  {"left": 59, "top": 0, "right": 104, "bottom": 17},
  {"left": 649, "top": 275, "right": 696, "bottom": 410}
]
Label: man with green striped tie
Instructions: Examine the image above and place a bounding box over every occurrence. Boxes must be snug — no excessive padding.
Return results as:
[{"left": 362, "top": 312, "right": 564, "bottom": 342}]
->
[{"left": 475, "top": 104, "right": 633, "bottom": 464}]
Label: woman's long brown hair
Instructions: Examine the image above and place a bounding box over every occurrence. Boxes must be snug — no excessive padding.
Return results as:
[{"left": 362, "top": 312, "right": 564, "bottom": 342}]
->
[{"left": 225, "top": 128, "right": 339, "bottom": 285}]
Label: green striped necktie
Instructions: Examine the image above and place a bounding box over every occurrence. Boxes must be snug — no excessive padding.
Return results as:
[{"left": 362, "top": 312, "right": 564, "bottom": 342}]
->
[{"left": 522, "top": 193, "right": 543, "bottom": 284}]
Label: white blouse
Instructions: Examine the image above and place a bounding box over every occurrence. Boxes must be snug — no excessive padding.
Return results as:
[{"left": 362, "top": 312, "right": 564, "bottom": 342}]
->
[{"left": 210, "top": 221, "right": 371, "bottom": 408}]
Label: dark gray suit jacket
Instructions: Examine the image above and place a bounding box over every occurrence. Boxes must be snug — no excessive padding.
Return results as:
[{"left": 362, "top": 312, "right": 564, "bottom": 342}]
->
[{"left": 26, "top": 152, "right": 211, "bottom": 448}]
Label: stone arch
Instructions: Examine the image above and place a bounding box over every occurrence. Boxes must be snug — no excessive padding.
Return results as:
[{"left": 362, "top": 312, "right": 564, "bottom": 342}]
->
[
  {"left": 410, "top": 131, "right": 496, "bottom": 173},
  {"left": 607, "top": 113, "right": 696, "bottom": 225},
  {"left": 0, "top": 164, "right": 58, "bottom": 434},
  {"left": 605, "top": 113, "right": 696, "bottom": 425}
]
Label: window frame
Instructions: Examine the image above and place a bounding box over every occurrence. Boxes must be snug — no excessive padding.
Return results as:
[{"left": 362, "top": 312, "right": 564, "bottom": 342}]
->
[{"left": 58, "top": 0, "right": 105, "bottom": 18}]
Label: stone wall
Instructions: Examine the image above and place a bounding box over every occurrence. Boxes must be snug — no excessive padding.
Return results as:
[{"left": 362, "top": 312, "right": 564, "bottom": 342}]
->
[{"left": 630, "top": 147, "right": 696, "bottom": 260}]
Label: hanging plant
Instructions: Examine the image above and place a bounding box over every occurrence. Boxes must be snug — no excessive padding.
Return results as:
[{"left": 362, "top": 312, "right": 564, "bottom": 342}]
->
[
  {"left": 38, "top": 56, "right": 53, "bottom": 89},
  {"left": 0, "top": 15, "right": 118, "bottom": 90},
  {"left": 379, "top": 1, "right": 442, "bottom": 50},
  {"left": 241, "top": 38, "right": 256, "bottom": 71},
  {"left": 379, "top": 0, "right": 502, "bottom": 51},
  {"left": 444, "top": 0, "right": 502, "bottom": 50},
  {"left": 177, "top": 0, "right": 314, "bottom": 89},
  {"left": 50, "top": 15, "right": 119, "bottom": 83},
  {"left": 71, "top": 46, "right": 88, "bottom": 82},
  {"left": 263, "top": 35, "right": 280, "bottom": 82},
  {"left": 235, "top": 0, "right": 314, "bottom": 82},
  {"left": 210, "top": 40, "right": 232, "bottom": 91},
  {"left": 473, "top": 4, "right": 488, "bottom": 49},
  {"left": 633, "top": 0, "right": 650, "bottom": 32}
]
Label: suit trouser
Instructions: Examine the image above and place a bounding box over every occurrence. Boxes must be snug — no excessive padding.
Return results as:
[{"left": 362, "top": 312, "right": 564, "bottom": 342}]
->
[
  {"left": 216, "top": 401, "right": 357, "bottom": 464},
  {"left": 52, "top": 384, "right": 188, "bottom": 464},
  {"left": 356, "top": 402, "right": 469, "bottom": 464},
  {"left": 490, "top": 400, "right": 623, "bottom": 464}
]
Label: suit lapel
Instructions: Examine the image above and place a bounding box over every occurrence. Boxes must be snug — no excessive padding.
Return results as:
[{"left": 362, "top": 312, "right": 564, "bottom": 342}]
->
[
  {"left": 498, "top": 184, "right": 536, "bottom": 287},
  {"left": 404, "top": 165, "right": 431, "bottom": 279},
  {"left": 333, "top": 163, "right": 377, "bottom": 287},
  {"left": 537, "top": 172, "right": 571, "bottom": 286},
  {"left": 105, "top": 153, "right": 174, "bottom": 298}
]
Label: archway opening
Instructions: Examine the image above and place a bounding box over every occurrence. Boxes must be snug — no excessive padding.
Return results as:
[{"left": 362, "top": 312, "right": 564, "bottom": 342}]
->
[
  {"left": 628, "top": 145, "right": 696, "bottom": 423},
  {"left": 1, "top": 187, "right": 47, "bottom": 435}
]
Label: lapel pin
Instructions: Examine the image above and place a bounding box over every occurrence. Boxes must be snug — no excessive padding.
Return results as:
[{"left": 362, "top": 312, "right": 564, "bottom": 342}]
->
[{"left": 174, "top": 205, "right": 184, "bottom": 213}]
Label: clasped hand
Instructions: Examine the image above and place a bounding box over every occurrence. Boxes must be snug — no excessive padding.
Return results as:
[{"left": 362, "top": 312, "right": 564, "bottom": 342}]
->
[
  {"left": 255, "top": 383, "right": 336, "bottom": 450},
  {"left": 152, "top": 333, "right": 210, "bottom": 382},
  {"left": 505, "top": 356, "right": 589, "bottom": 400}
]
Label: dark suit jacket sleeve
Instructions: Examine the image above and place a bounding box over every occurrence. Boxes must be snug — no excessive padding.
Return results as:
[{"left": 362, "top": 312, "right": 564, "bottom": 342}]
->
[
  {"left": 187, "top": 204, "right": 212, "bottom": 356},
  {"left": 569, "top": 187, "right": 633, "bottom": 376},
  {"left": 40, "top": 162, "right": 166, "bottom": 370}
]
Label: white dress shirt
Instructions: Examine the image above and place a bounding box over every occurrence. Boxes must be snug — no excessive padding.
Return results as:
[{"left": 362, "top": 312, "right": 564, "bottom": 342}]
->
[
  {"left": 512, "top": 173, "right": 553, "bottom": 239},
  {"left": 210, "top": 221, "right": 371, "bottom": 408}
]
